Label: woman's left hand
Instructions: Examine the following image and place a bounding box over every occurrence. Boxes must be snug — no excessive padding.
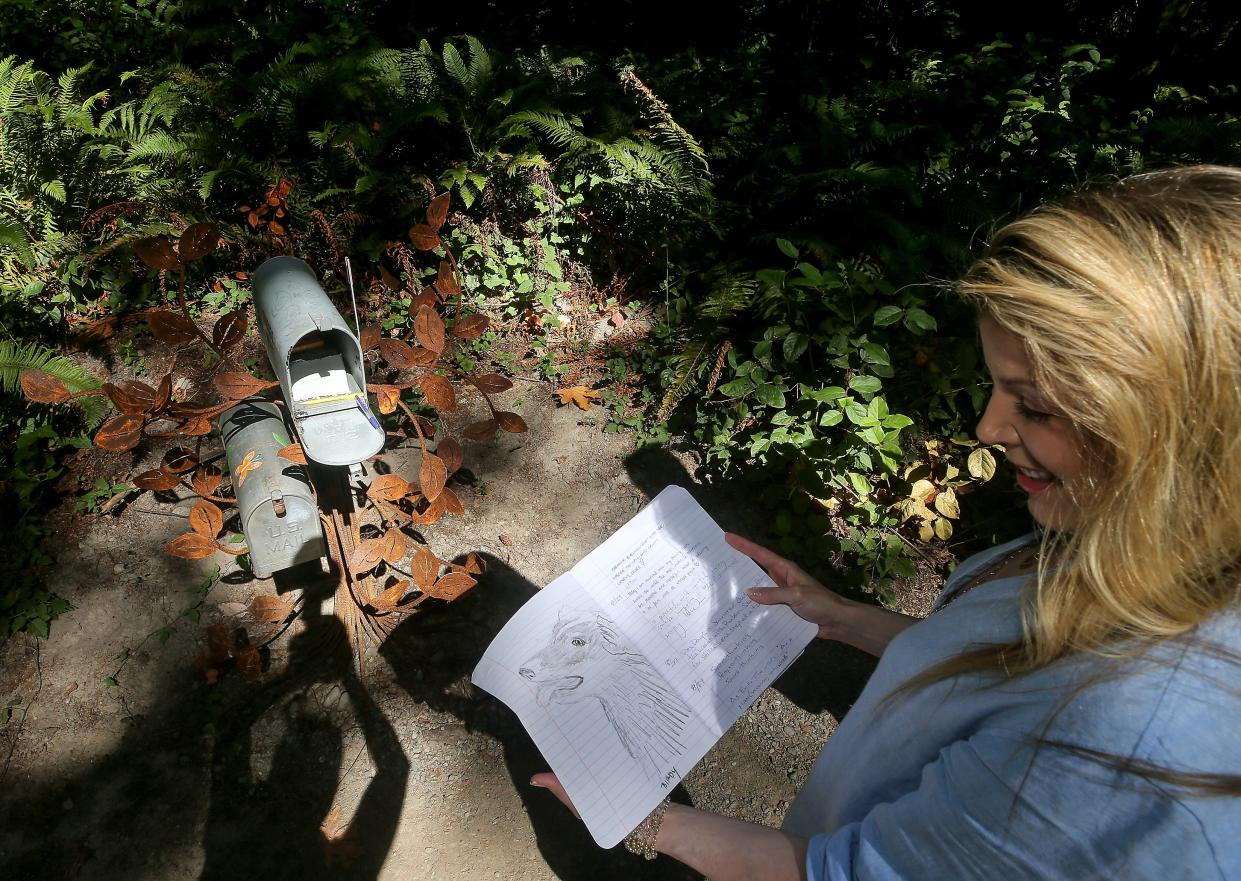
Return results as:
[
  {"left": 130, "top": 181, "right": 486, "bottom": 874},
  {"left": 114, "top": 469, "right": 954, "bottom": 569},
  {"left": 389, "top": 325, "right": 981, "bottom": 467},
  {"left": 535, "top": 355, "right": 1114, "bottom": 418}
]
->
[{"left": 529, "top": 771, "right": 579, "bottom": 818}]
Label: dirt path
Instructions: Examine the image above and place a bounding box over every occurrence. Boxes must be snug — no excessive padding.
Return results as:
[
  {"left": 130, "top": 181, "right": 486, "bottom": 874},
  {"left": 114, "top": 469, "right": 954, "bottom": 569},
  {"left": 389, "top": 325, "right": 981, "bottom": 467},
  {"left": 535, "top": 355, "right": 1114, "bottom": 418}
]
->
[{"left": 0, "top": 387, "right": 936, "bottom": 880}]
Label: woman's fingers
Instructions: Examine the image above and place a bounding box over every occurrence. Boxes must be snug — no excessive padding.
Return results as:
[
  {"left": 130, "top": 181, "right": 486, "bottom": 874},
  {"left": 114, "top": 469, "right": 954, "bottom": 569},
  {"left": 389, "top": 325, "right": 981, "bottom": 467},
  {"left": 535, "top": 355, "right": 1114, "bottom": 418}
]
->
[
  {"left": 725, "top": 532, "right": 789, "bottom": 578},
  {"left": 530, "top": 771, "right": 581, "bottom": 819},
  {"left": 745, "top": 586, "right": 790, "bottom": 605}
]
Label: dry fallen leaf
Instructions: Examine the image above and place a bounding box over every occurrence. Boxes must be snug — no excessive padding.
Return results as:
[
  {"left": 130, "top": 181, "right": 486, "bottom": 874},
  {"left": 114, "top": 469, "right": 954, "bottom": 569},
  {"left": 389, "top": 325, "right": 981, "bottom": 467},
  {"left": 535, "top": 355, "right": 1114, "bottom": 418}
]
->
[
  {"left": 556, "top": 385, "right": 602, "bottom": 411},
  {"left": 499, "top": 533, "right": 514, "bottom": 547}
]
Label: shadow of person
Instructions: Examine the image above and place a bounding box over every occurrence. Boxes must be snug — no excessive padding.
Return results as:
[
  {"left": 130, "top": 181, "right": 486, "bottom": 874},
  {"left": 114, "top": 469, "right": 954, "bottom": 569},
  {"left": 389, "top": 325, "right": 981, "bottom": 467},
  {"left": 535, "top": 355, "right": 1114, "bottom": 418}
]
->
[
  {"left": 379, "top": 553, "right": 697, "bottom": 881},
  {"left": 620, "top": 446, "right": 878, "bottom": 723},
  {"left": 200, "top": 566, "right": 408, "bottom": 881}
]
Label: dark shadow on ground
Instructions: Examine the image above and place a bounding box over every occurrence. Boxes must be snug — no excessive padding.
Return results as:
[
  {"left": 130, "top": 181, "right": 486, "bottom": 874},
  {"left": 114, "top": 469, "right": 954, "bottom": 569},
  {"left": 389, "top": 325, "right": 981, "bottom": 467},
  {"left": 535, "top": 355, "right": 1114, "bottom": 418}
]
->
[
  {"left": 0, "top": 562, "right": 407, "bottom": 881},
  {"left": 380, "top": 554, "right": 698, "bottom": 881}
]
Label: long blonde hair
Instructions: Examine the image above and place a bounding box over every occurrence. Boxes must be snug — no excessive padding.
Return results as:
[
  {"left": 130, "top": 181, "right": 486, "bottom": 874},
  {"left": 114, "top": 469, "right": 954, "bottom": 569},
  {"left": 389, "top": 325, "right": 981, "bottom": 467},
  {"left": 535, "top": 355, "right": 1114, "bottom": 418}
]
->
[
  {"left": 966, "top": 164, "right": 1241, "bottom": 660},
  {"left": 896, "top": 166, "right": 1241, "bottom": 792}
]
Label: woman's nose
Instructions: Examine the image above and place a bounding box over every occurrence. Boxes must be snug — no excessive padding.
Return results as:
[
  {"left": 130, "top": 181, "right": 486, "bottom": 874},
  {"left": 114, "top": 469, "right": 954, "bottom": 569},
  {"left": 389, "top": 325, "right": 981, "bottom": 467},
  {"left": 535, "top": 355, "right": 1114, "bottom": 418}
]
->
[{"left": 976, "top": 394, "right": 1019, "bottom": 447}]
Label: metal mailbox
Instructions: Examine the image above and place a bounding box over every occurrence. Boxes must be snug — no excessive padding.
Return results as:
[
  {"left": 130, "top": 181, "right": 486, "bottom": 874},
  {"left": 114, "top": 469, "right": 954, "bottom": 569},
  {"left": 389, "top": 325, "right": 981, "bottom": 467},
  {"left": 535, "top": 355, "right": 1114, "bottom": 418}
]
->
[
  {"left": 252, "top": 256, "right": 384, "bottom": 468},
  {"left": 218, "top": 398, "right": 326, "bottom": 578}
]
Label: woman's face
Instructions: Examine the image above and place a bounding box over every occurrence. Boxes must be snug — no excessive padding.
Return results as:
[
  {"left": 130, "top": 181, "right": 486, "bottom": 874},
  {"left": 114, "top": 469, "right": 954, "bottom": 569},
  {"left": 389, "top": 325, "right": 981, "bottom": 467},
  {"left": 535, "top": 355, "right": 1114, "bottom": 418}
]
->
[{"left": 976, "top": 315, "right": 1090, "bottom": 531}]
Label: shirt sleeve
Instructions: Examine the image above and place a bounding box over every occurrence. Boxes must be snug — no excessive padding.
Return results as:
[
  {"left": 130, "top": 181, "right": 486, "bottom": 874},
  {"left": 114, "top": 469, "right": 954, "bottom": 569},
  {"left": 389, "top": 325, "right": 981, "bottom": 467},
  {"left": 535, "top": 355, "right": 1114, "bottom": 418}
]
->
[{"left": 803, "top": 730, "right": 1215, "bottom": 881}]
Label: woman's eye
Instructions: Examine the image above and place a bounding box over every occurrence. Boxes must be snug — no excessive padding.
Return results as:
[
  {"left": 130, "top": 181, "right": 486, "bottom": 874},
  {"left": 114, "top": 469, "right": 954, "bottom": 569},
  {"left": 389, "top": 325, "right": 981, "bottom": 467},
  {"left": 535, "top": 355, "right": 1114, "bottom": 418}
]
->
[
  {"left": 1016, "top": 400, "right": 1054, "bottom": 423},
  {"left": 571, "top": 637, "right": 586, "bottom": 647}
]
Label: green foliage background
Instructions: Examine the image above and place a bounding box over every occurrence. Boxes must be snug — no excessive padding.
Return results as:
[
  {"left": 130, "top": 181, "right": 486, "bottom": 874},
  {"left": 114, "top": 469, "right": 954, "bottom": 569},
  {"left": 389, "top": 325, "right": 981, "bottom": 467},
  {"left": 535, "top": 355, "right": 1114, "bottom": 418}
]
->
[{"left": 2, "top": 0, "right": 1239, "bottom": 633}]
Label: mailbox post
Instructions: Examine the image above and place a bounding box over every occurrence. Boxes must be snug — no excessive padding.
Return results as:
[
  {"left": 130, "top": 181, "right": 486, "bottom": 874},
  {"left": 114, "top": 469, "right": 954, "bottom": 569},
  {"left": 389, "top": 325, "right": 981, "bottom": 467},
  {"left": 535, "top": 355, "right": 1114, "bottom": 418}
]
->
[{"left": 252, "top": 256, "right": 385, "bottom": 468}]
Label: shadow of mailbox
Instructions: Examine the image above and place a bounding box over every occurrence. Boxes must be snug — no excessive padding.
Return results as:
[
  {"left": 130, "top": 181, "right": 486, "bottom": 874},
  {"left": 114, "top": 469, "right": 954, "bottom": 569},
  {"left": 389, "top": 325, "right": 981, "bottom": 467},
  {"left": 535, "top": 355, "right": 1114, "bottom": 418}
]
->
[
  {"left": 217, "top": 399, "right": 326, "bottom": 579},
  {"left": 253, "top": 256, "right": 385, "bottom": 468}
]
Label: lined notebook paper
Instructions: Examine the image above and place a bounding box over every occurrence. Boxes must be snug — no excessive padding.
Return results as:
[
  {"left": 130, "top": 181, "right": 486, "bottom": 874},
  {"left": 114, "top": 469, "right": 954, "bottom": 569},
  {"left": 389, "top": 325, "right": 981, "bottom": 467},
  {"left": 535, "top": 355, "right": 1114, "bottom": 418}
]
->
[{"left": 471, "top": 485, "right": 817, "bottom": 847}]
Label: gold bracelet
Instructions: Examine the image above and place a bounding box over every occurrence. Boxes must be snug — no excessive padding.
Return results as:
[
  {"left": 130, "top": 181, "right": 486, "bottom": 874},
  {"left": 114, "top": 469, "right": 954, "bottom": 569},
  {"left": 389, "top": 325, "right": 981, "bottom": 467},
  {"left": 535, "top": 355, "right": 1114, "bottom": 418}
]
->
[{"left": 622, "top": 798, "right": 671, "bottom": 860}]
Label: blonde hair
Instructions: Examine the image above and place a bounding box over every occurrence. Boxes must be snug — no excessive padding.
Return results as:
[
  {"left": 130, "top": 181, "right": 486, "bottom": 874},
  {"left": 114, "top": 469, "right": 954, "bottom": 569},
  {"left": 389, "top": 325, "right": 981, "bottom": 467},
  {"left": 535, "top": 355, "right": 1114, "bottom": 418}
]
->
[
  {"left": 963, "top": 164, "right": 1241, "bottom": 664},
  {"left": 890, "top": 168, "right": 1241, "bottom": 797}
]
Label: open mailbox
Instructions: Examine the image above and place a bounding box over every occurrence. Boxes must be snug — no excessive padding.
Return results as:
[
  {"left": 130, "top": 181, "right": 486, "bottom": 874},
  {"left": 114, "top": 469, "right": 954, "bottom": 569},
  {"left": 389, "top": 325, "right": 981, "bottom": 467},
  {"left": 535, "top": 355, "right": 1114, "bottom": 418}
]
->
[{"left": 252, "top": 256, "right": 384, "bottom": 468}]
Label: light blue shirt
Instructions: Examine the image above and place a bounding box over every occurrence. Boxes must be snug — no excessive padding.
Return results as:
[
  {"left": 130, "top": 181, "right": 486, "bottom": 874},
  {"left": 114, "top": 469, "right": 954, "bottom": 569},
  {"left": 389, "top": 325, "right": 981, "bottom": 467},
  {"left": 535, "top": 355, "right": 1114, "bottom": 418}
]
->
[{"left": 782, "top": 533, "right": 1241, "bottom": 880}]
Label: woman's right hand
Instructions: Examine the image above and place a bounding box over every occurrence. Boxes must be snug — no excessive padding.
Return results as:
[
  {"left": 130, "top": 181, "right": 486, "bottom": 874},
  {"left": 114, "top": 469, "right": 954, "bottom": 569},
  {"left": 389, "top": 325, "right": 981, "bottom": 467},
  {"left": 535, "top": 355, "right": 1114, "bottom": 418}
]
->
[{"left": 725, "top": 532, "right": 853, "bottom": 641}]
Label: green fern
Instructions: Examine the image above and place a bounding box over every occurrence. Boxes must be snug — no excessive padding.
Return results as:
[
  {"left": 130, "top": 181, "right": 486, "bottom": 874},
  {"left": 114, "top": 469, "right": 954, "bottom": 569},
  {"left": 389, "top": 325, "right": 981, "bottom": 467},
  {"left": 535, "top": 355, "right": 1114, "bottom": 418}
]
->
[
  {"left": 656, "top": 338, "right": 717, "bottom": 421},
  {"left": 0, "top": 340, "right": 107, "bottom": 424}
]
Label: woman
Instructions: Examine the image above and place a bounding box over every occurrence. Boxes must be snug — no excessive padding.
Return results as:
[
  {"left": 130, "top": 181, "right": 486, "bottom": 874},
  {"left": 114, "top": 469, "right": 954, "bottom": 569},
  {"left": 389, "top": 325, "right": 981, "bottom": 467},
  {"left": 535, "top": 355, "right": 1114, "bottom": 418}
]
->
[{"left": 533, "top": 165, "right": 1241, "bottom": 879}]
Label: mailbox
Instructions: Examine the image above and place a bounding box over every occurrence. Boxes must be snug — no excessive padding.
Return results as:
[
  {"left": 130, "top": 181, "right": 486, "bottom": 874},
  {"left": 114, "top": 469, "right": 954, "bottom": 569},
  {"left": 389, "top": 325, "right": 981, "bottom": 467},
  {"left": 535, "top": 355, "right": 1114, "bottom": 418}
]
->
[
  {"left": 217, "top": 398, "right": 326, "bottom": 579},
  {"left": 252, "top": 256, "right": 385, "bottom": 467}
]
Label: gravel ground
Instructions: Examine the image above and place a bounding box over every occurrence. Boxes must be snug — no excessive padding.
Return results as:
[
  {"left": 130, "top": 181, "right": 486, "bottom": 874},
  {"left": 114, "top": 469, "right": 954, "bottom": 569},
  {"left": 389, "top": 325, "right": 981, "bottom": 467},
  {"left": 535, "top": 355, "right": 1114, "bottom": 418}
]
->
[{"left": 0, "top": 384, "right": 941, "bottom": 881}]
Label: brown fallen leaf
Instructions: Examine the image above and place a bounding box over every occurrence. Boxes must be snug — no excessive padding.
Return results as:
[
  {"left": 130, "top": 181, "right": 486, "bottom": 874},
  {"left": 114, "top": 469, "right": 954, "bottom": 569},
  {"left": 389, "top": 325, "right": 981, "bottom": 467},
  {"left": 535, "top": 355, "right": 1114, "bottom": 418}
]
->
[
  {"left": 499, "top": 533, "right": 514, "bottom": 547},
  {"left": 556, "top": 385, "right": 602, "bottom": 411}
]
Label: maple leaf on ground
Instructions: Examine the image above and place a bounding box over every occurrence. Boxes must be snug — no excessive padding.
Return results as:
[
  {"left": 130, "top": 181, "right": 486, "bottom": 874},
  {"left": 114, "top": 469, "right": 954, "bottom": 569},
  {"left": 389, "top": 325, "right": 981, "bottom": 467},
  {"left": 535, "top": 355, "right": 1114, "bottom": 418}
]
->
[{"left": 556, "top": 385, "right": 602, "bottom": 411}]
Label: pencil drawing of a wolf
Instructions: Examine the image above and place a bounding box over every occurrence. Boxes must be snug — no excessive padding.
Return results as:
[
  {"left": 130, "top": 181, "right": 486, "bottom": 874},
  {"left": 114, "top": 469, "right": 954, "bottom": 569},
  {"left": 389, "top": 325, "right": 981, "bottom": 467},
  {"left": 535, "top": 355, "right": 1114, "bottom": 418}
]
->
[{"left": 518, "top": 610, "right": 691, "bottom": 781}]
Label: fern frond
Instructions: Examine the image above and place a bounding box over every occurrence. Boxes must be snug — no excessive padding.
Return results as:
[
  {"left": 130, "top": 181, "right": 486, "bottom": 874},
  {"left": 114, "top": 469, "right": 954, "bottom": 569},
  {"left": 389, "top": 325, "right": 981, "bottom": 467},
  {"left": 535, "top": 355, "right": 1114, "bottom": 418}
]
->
[
  {"left": 657, "top": 338, "right": 716, "bottom": 420},
  {"left": 0, "top": 340, "right": 107, "bottom": 423}
]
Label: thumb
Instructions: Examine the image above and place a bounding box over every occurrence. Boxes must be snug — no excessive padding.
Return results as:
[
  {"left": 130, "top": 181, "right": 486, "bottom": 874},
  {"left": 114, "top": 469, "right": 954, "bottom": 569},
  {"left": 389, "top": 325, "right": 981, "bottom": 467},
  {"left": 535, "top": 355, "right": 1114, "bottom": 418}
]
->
[
  {"left": 746, "top": 586, "right": 790, "bottom": 605},
  {"left": 530, "top": 772, "right": 580, "bottom": 818}
]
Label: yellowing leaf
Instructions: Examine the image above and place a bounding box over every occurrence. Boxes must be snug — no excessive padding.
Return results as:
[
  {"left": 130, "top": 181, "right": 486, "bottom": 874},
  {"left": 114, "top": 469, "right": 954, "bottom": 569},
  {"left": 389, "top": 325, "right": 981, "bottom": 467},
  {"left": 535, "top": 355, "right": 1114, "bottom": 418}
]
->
[
  {"left": 933, "top": 487, "right": 960, "bottom": 519},
  {"left": 933, "top": 517, "right": 954, "bottom": 540},
  {"left": 556, "top": 385, "right": 602, "bottom": 411},
  {"left": 968, "top": 447, "right": 997, "bottom": 481},
  {"left": 910, "top": 479, "right": 937, "bottom": 504}
]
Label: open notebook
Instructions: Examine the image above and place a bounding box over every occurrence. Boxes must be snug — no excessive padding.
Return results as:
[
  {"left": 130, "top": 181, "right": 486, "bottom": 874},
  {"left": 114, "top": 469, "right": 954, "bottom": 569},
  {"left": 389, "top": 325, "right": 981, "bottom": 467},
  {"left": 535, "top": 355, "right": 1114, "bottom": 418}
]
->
[{"left": 471, "top": 485, "right": 817, "bottom": 847}]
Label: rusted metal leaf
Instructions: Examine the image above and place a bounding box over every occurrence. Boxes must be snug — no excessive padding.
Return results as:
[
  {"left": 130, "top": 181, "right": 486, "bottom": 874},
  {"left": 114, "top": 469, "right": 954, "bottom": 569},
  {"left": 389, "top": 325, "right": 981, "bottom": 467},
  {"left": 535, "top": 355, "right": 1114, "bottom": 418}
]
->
[
  {"left": 419, "top": 452, "right": 447, "bottom": 502},
  {"left": 414, "top": 305, "right": 445, "bottom": 354},
  {"left": 96, "top": 414, "right": 145, "bottom": 451},
  {"left": 360, "top": 324, "right": 381, "bottom": 352},
  {"left": 435, "top": 260, "right": 461, "bottom": 296},
  {"left": 249, "top": 595, "right": 293, "bottom": 623},
  {"left": 134, "top": 467, "right": 181, "bottom": 491},
  {"left": 178, "top": 223, "right": 221, "bottom": 262},
  {"left": 167, "top": 532, "right": 218, "bottom": 559},
  {"left": 418, "top": 495, "right": 447, "bottom": 526},
  {"left": 469, "top": 373, "right": 513, "bottom": 395},
  {"left": 462, "top": 552, "right": 486, "bottom": 575},
  {"left": 410, "top": 545, "right": 439, "bottom": 590},
  {"left": 437, "top": 437, "right": 463, "bottom": 474},
  {"left": 163, "top": 446, "right": 199, "bottom": 472},
  {"left": 417, "top": 374, "right": 456, "bottom": 411},
  {"left": 377, "top": 528, "right": 408, "bottom": 564},
  {"left": 76, "top": 316, "right": 119, "bottom": 347},
  {"left": 189, "top": 500, "right": 224, "bottom": 538},
  {"left": 153, "top": 373, "right": 173, "bottom": 413},
  {"left": 367, "top": 474, "right": 409, "bottom": 501},
  {"left": 377, "top": 338, "right": 418, "bottom": 369},
  {"left": 20, "top": 370, "right": 70, "bottom": 404},
  {"left": 371, "top": 384, "right": 401, "bottom": 415},
  {"left": 426, "top": 192, "right": 451, "bottom": 229},
  {"left": 408, "top": 223, "right": 440, "bottom": 251},
  {"left": 277, "top": 443, "right": 307, "bottom": 464},
  {"left": 145, "top": 310, "right": 198, "bottom": 345},
  {"left": 410, "top": 287, "right": 438, "bottom": 311},
  {"left": 350, "top": 538, "right": 386, "bottom": 575},
  {"left": 453, "top": 314, "right": 489, "bottom": 339},
  {"left": 134, "top": 237, "right": 182, "bottom": 271},
  {"left": 179, "top": 416, "right": 213, "bottom": 436},
  {"left": 212, "top": 310, "right": 247, "bottom": 349},
  {"left": 425, "top": 572, "right": 476, "bottom": 601},
  {"left": 373, "top": 579, "right": 412, "bottom": 611},
  {"left": 235, "top": 646, "right": 261, "bottom": 681},
  {"left": 495, "top": 411, "right": 528, "bottom": 433},
  {"left": 462, "top": 418, "right": 498, "bottom": 442},
  {"left": 106, "top": 380, "right": 157, "bottom": 415},
  {"left": 192, "top": 465, "right": 223, "bottom": 496},
  {"left": 441, "top": 487, "right": 464, "bottom": 516},
  {"left": 213, "top": 371, "right": 273, "bottom": 400}
]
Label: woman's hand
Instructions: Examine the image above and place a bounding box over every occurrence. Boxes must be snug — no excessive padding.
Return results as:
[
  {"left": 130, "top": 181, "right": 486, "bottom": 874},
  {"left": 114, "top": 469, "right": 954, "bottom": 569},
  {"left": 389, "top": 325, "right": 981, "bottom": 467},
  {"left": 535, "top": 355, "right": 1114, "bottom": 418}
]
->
[
  {"left": 725, "top": 532, "right": 852, "bottom": 640},
  {"left": 726, "top": 532, "right": 919, "bottom": 655}
]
